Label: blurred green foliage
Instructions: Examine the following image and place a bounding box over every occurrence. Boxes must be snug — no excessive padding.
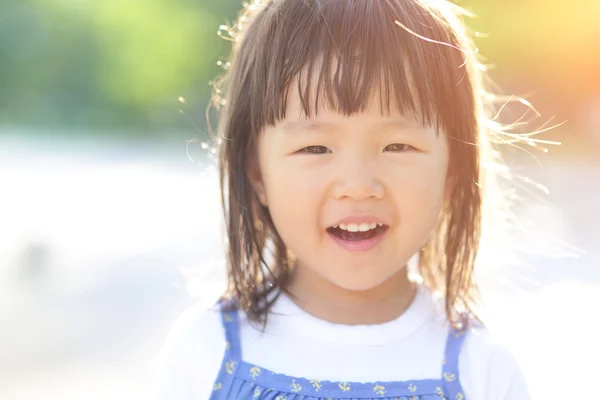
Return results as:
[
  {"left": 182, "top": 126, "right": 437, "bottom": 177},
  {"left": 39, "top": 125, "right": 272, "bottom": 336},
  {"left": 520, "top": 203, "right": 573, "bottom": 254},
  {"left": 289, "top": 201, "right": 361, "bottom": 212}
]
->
[
  {"left": 0, "top": 0, "right": 240, "bottom": 134},
  {"left": 1, "top": 0, "right": 598, "bottom": 140}
]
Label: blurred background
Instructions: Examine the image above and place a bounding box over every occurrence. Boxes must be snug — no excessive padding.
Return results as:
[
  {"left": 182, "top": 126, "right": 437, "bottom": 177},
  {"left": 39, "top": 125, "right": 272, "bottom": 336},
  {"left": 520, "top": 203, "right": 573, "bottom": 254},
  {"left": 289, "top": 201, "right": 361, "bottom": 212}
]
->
[{"left": 0, "top": 0, "right": 598, "bottom": 399}]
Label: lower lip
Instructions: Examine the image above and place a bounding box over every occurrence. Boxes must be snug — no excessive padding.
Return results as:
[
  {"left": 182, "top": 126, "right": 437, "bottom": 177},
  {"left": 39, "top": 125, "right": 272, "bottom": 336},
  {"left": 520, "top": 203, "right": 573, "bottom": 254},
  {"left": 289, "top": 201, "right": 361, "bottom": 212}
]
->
[{"left": 328, "top": 229, "right": 388, "bottom": 253}]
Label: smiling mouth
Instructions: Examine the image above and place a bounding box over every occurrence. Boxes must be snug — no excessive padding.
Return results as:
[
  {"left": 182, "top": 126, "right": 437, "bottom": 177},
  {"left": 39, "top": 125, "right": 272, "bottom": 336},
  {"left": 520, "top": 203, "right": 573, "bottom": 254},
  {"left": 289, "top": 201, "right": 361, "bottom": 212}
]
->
[{"left": 326, "top": 224, "right": 389, "bottom": 241}]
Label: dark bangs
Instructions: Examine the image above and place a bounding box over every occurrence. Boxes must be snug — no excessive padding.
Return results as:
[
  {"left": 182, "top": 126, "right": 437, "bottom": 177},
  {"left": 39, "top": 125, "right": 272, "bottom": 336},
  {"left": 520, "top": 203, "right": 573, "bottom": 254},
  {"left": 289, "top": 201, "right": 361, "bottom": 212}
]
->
[{"left": 232, "top": 0, "right": 478, "bottom": 139}]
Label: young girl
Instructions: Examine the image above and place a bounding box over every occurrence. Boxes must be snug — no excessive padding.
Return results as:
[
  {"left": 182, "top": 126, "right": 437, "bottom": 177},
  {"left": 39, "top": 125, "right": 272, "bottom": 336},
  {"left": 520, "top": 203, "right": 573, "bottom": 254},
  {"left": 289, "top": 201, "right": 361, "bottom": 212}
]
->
[{"left": 158, "top": 0, "right": 530, "bottom": 398}]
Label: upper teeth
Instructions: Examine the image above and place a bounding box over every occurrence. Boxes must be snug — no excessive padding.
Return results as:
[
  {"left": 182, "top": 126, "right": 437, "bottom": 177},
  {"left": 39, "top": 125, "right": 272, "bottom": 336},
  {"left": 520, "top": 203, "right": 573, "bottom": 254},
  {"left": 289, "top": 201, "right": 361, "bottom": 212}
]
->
[{"left": 335, "top": 222, "right": 381, "bottom": 232}]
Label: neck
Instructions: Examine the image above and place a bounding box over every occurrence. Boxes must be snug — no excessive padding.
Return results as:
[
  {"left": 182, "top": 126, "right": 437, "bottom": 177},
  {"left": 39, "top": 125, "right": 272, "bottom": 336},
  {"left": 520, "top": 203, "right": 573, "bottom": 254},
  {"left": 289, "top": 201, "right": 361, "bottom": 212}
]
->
[{"left": 286, "top": 263, "right": 417, "bottom": 325}]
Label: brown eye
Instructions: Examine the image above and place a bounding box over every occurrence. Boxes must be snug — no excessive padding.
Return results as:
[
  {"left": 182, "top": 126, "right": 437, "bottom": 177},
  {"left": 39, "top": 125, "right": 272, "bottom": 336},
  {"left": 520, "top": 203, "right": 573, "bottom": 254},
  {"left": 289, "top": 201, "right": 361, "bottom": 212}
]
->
[
  {"left": 384, "top": 143, "right": 415, "bottom": 152},
  {"left": 300, "top": 146, "right": 332, "bottom": 154}
]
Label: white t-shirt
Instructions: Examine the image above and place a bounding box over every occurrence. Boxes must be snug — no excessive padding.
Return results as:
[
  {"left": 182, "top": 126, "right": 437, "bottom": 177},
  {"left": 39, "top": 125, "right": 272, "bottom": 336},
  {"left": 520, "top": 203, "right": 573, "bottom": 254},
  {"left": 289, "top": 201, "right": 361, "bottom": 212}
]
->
[{"left": 156, "top": 287, "right": 530, "bottom": 399}]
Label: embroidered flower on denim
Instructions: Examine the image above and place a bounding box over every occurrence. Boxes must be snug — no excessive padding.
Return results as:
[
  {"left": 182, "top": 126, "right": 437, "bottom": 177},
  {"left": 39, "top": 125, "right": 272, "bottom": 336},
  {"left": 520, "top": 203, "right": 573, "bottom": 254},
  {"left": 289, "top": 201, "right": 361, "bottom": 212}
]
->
[
  {"left": 373, "top": 384, "right": 386, "bottom": 395},
  {"left": 310, "top": 380, "right": 322, "bottom": 391},
  {"left": 290, "top": 379, "right": 302, "bottom": 392},
  {"left": 436, "top": 386, "right": 446, "bottom": 397},
  {"left": 225, "top": 361, "right": 236, "bottom": 374},
  {"left": 250, "top": 366, "right": 261, "bottom": 379},
  {"left": 443, "top": 372, "right": 456, "bottom": 382},
  {"left": 338, "top": 382, "right": 350, "bottom": 391}
]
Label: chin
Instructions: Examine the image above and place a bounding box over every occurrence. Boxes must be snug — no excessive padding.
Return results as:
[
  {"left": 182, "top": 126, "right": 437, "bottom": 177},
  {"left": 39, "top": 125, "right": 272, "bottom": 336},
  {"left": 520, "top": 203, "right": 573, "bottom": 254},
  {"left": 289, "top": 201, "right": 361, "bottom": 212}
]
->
[{"left": 326, "top": 272, "right": 395, "bottom": 293}]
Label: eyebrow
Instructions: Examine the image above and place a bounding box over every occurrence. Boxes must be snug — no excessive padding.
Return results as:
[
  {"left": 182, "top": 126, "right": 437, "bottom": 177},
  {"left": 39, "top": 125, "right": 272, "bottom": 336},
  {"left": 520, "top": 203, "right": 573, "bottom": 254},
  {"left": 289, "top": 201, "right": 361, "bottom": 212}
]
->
[
  {"left": 281, "top": 120, "right": 332, "bottom": 134},
  {"left": 280, "top": 117, "right": 419, "bottom": 134}
]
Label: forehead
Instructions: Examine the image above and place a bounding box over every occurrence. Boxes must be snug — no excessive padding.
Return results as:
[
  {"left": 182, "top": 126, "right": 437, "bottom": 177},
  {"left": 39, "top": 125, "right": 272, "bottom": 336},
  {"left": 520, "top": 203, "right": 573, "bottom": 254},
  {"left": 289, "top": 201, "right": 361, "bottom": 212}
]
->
[{"left": 279, "top": 115, "right": 430, "bottom": 137}]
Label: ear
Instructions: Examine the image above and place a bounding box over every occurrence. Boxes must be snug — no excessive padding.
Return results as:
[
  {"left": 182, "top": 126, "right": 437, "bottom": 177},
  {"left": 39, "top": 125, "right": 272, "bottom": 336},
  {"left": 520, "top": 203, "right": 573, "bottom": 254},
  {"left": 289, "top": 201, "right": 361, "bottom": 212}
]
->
[{"left": 247, "top": 151, "right": 268, "bottom": 207}]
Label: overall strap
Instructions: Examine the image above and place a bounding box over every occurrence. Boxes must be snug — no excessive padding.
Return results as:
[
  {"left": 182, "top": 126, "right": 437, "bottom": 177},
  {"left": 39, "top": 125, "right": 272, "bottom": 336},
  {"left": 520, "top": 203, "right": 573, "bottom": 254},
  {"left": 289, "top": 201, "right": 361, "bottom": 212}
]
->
[
  {"left": 440, "top": 325, "right": 468, "bottom": 400},
  {"left": 220, "top": 299, "right": 243, "bottom": 361},
  {"left": 209, "top": 299, "right": 242, "bottom": 400}
]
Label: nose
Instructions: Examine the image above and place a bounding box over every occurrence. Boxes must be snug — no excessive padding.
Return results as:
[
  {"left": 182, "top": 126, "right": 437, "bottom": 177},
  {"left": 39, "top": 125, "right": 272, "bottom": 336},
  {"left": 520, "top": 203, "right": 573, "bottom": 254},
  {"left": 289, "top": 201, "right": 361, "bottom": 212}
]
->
[{"left": 332, "top": 157, "right": 384, "bottom": 201}]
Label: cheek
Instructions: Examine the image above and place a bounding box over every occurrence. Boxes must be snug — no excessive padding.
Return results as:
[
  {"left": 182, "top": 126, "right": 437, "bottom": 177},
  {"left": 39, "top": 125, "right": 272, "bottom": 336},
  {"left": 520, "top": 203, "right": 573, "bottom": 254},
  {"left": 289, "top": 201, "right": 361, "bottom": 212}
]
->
[
  {"left": 260, "top": 157, "right": 326, "bottom": 237},
  {"left": 387, "top": 159, "right": 448, "bottom": 222},
  {"left": 258, "top": 132, "right": 324, "bottom": 199},
  {"left": 263, "top": 157, "right": 324, "bottom": 200}
]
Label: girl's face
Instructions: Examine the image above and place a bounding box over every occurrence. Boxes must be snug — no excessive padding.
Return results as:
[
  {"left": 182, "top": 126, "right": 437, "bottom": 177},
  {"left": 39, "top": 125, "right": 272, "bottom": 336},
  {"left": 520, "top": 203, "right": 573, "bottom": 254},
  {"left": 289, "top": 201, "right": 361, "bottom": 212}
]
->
[{"left": 252, "top": 92, "right": 450, "bottom": 293}]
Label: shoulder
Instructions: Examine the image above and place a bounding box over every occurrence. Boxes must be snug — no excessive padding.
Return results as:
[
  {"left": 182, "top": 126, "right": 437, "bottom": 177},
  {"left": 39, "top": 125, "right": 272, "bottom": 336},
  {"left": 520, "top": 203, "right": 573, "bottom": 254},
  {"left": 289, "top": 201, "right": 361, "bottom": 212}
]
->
[
  {"left": 459, "top": 326, "right": 531, "bottom": 400},
  {"left": 155, "top": 300, "right": 228, "bottom": 399},
  {"left": 426, "top": 292, "right": 530, "bottom": 399},
  {"left": 160, "top": 299, "right": 227, "bottom": 356}
]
